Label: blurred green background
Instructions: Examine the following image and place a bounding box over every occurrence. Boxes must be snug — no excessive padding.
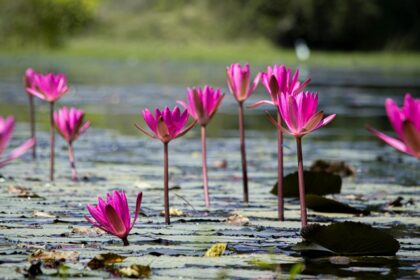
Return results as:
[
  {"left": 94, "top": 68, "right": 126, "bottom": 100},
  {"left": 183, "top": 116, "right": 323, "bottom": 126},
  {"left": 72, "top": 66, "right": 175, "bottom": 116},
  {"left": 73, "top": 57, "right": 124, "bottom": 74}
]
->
[{"left": 1, "top": 0, "right": 419, "bottom": 67}]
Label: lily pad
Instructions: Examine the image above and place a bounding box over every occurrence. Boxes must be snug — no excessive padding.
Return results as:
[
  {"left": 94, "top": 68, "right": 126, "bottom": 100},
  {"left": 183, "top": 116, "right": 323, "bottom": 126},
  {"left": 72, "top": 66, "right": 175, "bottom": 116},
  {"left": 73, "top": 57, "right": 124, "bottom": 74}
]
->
[
  {"left": 295, "top": 222, "right": 400, "bottom": 257},
  {"left": 305, "top": 194, "right": 369, "bottom": 215},
  {"left": 271, "top": 171, "right": 342, "bottom": 197}
]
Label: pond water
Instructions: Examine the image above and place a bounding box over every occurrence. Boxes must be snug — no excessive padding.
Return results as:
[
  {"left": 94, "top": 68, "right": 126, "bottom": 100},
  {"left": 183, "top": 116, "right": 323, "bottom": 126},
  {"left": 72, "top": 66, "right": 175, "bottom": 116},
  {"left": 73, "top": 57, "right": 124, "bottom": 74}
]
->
[{"left": 0, "top": 57, "right": 419, "bottom": 279}]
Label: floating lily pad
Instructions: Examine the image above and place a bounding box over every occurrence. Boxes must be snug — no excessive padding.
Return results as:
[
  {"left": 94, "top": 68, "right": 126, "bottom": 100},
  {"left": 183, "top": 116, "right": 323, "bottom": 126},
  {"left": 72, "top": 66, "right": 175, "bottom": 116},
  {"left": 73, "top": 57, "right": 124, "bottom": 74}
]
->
[
  {"left": 305, "top": 194, "right": 369, "bottom": 215},
  {"left": 294, "top": 222, "right": 400, "bottom": 257},
  {"left": 271, "top": 171, "right": 342, "bottom": 197}
]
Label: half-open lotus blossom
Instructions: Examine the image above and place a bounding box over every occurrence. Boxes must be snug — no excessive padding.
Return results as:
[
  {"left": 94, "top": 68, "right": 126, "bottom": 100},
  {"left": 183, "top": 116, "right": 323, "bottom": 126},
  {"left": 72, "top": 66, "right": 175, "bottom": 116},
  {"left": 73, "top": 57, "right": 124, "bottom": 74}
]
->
[
  {"left": 26, "top": 71, "right": 70, "bottom": 181},
  {"left": 0, "top": 116, "right": 35, "bottom": 168},
  {"left": 226, "top": 63, "right": 260, "bottom": 203},
  {"left": 85, "top": 191, "right": 142, "bottom": 246},
  {"left": 267, "top": 91, "right": 336, "bottom": 227},
  {"left": 368, "top": 93, "right": 420, "bottom": 158},
  {"left": 135, "top": 106, "right": 195, "bottom": 224},
  {"left": 54, "top": 107, "right": 91, "bottom": 181},
  {"left": 177, "top": 86, "right": 225, "bottom": 207},
  {"left": 249, "top": 65, "right": 310, "bottom": 222},
  {"left": 24, "top": 68, "right": 37, "bottom": 160}
]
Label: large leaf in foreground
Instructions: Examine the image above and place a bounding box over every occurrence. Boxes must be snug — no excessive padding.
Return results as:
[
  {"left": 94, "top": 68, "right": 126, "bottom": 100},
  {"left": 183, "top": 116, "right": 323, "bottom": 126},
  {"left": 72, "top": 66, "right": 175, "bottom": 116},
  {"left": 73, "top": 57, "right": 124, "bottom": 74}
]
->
[
  {"left": 294, "top": 222, "right": 399, "bottom": 257},
  {"left": 271, "top": 171, "right": 342, "bottom": 197},
  {"left": 305, "top": 194, "right": 369, "bottom": 215}
]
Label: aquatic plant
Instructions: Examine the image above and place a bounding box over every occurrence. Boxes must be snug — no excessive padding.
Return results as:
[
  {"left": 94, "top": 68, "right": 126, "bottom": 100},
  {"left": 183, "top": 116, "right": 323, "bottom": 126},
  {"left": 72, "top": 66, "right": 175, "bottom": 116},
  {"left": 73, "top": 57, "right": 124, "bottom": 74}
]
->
[
  {"left": 0, "top": 116, "right": 35, "bottom": 168},
  {"left": 24, "top": 68, "right": 37, "bottom": 160},
  {"left": 135, "top": 106, "right": 195, "bottom": 224},
  {"left": 250, "top": 65, "right": 310, "bottom": 221},
  {"left": 226, "top": 63, "right": 260, "bottom": 203},
  {"left": 267, "top": 92, "right": 335, "bottom": 226},
  {"left": 85, "top": 191, "right": 142, "bottom": 246},
  {"left": 368, "top": 93, "right": 420, "bottom": 158},
  {"left": 26, "top": 72, "right": 69, "bottom": 181},
  {"left": 54, "top": 107, "right": 90, "bottom": 181},
  {"left": 178, "top": 85, "right": 225, "bottom": 207}
]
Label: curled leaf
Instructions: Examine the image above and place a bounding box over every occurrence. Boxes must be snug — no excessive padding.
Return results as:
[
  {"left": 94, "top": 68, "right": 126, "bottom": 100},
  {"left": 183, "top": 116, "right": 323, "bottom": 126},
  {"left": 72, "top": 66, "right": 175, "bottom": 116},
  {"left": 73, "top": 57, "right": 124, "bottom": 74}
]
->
[
  {"left": 204, "top": 243, "right": 227, "bottom": 257},
  {"left": 160, "top": 208, "right": 186, "bottom": 217},
  {"left": 305, "top": 194, "right": 369, "bottom": 215},
  {"left": 87, "top": 253, "right": 127, "bottom": 270},
  {"left": 225, "top": 213, "right": 249, "bottom": 226},
  {"left": 310, "top": 160, "right": 356, "bottom": 177},
  {"left": 29, "top": 249, "right": 79, "bottom": 268},
  {"left": 117, "top": 264, "right": 152, "bottom": 278}
]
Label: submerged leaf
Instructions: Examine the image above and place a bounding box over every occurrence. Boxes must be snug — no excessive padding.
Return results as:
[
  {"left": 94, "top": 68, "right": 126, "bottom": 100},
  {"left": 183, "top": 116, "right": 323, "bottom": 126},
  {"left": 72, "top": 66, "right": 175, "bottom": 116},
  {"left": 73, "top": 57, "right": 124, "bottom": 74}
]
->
[
  {"left": 297, "top": 222, "right": 400, "bottom": 256},
  {"left": 87, "top": 253, "right": 127, "bottom": 270},
  {"left": 271, "top": 171, "right": 342, "bottom": 197},
  {"left": 204, "top": 243, "right": 227, "bottom": 257},
  {"left": 117, "top": 264, "right": 151, "bottom": 278},
  {"left": 305, "top": 194, "right": 369, "bottom": 215}
]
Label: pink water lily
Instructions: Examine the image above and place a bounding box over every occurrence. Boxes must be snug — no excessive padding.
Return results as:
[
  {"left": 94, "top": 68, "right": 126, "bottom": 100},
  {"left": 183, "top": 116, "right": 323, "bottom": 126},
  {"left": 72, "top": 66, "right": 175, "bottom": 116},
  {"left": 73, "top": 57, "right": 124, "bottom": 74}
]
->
[
  {"left": 85, "top": 191, "right": 142, "bottom": 246},
  {"left": 226, "top": 63, "right": 260, "bottom": 203},
  {"left": 267, "top": 91, "right": 336, "bottom": 227},
  {"left": 26, "top": 71, "right": 70, "bottom": 181},
  {"left": 268, "top": 91, "right": 336, "bottom": 138},
  {"left": 178, "top": 86, "right": 225, "bottom": 208},
  {"left": 54, "top": 107, "right": 91, "bottom": 181},
  {"left": 0, "top": 116, "right": 35, "bottom": 168},
  {"left": 177, "top": 86, "right": 225, "bottom": 126},
  {"left": 249, "top": 65, "right": 310, "bottom": 108},
  {"left": 368, "top": 93, "right": 420, "bottom": 158},
  {"left": 135, "top": 106, "right": 195, "bottom": 224},
  {"left": 24, "top": 68, "right": 37, "bottom": 160}
]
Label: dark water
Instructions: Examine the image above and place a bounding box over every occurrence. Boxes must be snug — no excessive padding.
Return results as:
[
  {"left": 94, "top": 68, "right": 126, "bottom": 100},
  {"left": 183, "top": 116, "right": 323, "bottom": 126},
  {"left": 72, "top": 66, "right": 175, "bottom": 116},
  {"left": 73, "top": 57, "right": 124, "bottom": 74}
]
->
[{"left": 0, "top": 57, "right": 419, "bottom": 279}]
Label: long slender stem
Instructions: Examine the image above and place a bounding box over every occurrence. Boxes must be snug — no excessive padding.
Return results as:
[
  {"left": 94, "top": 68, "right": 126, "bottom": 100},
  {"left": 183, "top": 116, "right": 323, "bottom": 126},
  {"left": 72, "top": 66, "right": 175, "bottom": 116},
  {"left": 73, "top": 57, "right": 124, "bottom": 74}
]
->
[
  {"left": 296, "top": 137, "right": 307, "bottom": 227},
  {"left": 49, "top": 102, "right": 55, "bottom": 181},
  {"left": 68, "top": 143, "right": 78, "bottom": 182},
  {"left": 238, "top": 102, "right": 249, "bottom": 203},
  {"left": 277, "top": 111, "right": 284, "bottom": 221},
  {"left": 201, "top": 126, "right": 210, "bottom": 208},
  {"left": 28, "top": 95, "right": 36, "bottom": 160},
  {"left": 163, "top": 142, "right": 170, "bottom": 225},
  {"left": 122, "top": 236, "right": 129, "bottom": 246}
]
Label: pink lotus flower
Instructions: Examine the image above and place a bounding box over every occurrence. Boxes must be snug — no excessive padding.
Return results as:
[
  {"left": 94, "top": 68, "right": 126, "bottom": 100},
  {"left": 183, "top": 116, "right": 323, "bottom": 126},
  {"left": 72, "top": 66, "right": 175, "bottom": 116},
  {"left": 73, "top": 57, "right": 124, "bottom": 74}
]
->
[
  {"left": 135, "top": 106, "right": 195, "bottom": 224},
  {"left": 136, "top": 106, "right": 195, "bottom": 144},
  {"left": 26, "top": 72, "right": 69, "bottom": 103},
  {"left": 54, "top": 107, "right": 91, "bottom": 181},
  {"left": 226, "top": 63, "right": 260, "bottom": 103},
  {"left": 26, "top": 71, "right": 70, "bottom": 181},
  {"left": 24, "top": 68, "right": 37, "bottom": 160},
  {"left": 368, "top": 93, "right": 420, "bottom": 158},
  {"left": 250, "top": 65, "right": 310, "bottom": 108},
  {"left": 268, "top": 91, "right": 336, "bottom": 138},
  {"left": 85, "top": 191, "right": 142, "bottom": 246},
  {"left": 0, "top": 116, "right": 35, "bottom": 168},
  {"left": 177, "top": 86, "right": 225, "bottom": 207},
  {"left": 267, "top": 91, "right": 336, "bottom": 227},
  {"left": 226, "top": 63, "right": 260, "bottom": 203},
  {"left": 177, "top": 86, "right": 225, "bottom": 126}
]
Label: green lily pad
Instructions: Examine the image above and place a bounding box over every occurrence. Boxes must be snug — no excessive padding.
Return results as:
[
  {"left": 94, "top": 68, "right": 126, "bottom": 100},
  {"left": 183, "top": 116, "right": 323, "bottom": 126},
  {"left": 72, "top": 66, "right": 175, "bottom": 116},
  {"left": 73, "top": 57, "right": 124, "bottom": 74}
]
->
[
  {"left": 271, "top": 171, "right": 342, "bottom": 197},
  {"left": 305, "top": 194, "right": 369, "bottom": 215},
  {"left": 294, "top": 222, "right": 400, "bottom": 257}
]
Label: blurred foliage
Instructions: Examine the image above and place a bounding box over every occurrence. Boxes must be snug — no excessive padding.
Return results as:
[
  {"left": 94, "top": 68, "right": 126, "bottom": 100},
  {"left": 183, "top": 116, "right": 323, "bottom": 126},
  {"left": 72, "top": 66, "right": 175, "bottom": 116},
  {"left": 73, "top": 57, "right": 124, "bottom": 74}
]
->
[
  {"left": 0, "top": 0, "right": 98, "bottom": 47},
  {"left": 0, "top": 0, "right": 419, "bottom": 50}
]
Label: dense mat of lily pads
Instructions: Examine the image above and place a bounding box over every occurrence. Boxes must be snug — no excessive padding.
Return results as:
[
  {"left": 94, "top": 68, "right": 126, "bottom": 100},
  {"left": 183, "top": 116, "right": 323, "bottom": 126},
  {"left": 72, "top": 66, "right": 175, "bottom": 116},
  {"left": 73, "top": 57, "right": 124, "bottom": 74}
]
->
[{"left": 0, "top": 126, "right": 418, "bottom": 278}]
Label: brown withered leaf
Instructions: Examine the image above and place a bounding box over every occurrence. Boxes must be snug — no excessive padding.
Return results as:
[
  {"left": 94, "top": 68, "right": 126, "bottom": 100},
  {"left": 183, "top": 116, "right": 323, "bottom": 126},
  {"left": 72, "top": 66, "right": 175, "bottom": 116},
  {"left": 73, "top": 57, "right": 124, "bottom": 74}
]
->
[
  {"left": 310, "top": 159, "right": 356, "bottom": 177},
  {"left": 71, "top": 226, "right": 105, "bottom": 235},
  {"left": 213, "top": 159, "right": 228, "bottom": 169},
  {"left": 204, "top": 243, "right": 227, "bottom": 257},
  {"left": 8, "top": 185, "right": 42, "bottom": 198},
  {"left": 117, "top": 264, "right": 152, "bottom": 278},
  {"left": 29, "top": 249, "right": 79, "bottom": 268},
  {"left": 87, "top": 253, "right": 127, "bottom": 270},
  {"left": 225, "top": 213, "right": 249, "bottom": 226}
]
